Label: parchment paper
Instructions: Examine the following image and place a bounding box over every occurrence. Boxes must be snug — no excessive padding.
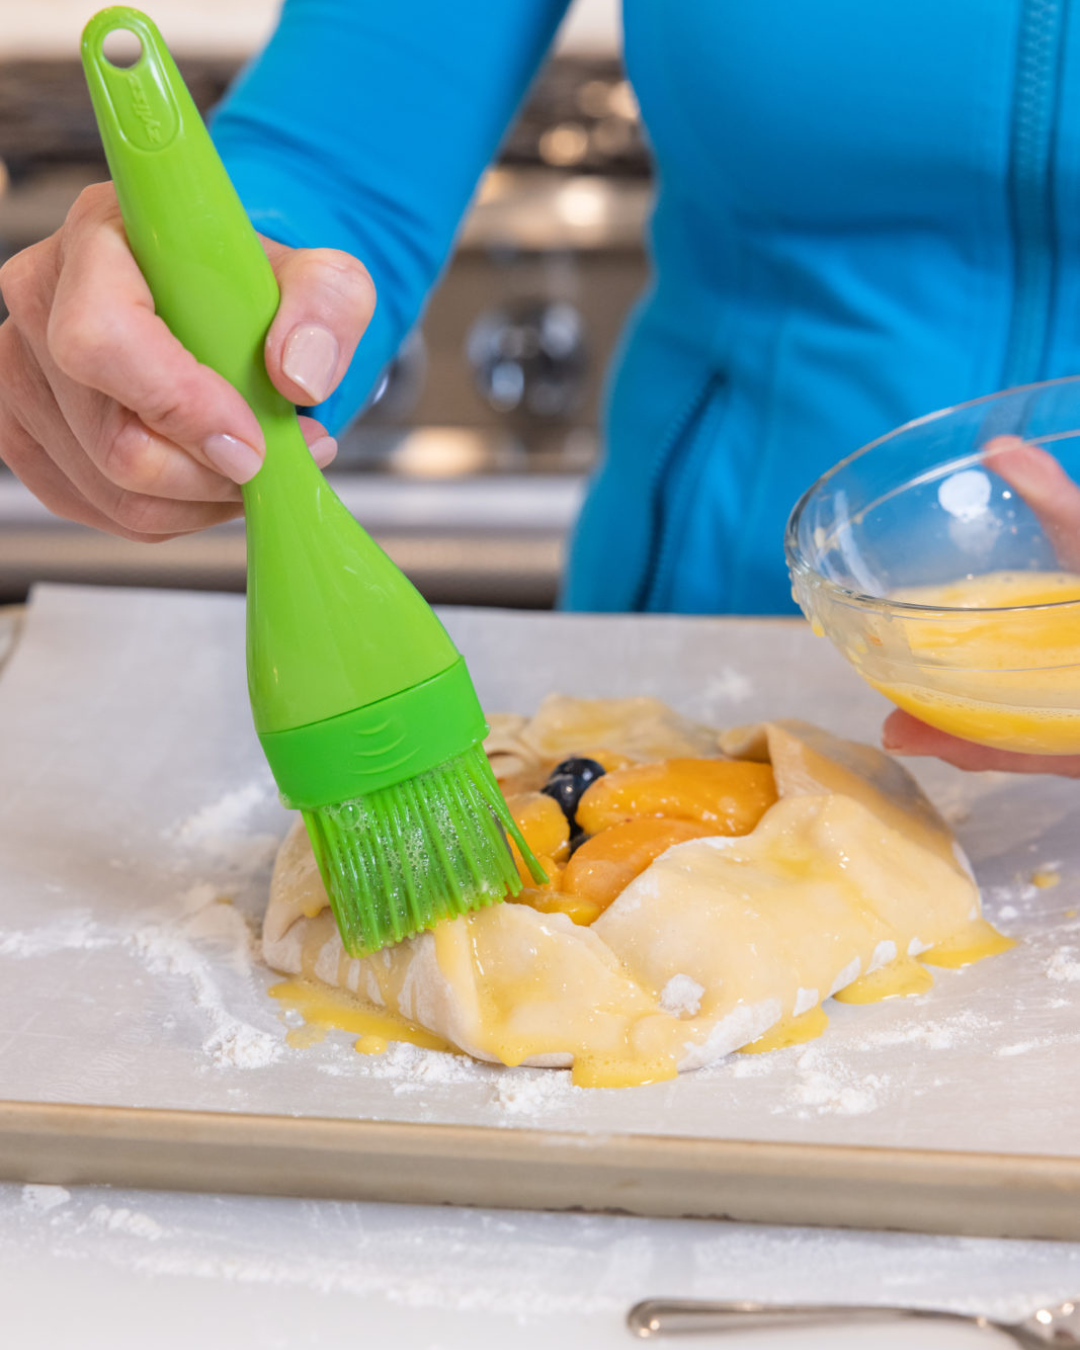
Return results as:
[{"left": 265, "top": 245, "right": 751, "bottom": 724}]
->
[{"left": 0, "top": 584, "right": 1077, "bottom": 1154}]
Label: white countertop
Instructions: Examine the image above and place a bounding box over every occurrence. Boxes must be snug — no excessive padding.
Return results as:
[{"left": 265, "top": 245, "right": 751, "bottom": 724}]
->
[{"left": 4, "top": 1181, "right": 1079, "bottom": 1349}]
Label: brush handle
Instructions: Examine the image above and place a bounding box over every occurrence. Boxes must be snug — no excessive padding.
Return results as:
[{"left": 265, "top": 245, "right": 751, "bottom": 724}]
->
[
  {"left": 81, "top": 7, "right": 294, "bottom": 443},
  {"left": 81, "top": 9, "right": 467, "bottom": 761}
]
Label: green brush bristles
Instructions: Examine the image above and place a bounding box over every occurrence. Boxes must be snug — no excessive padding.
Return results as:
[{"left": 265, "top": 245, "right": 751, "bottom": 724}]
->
[{"left": 302, "top": 743, "right": 546, "bottom": 958}]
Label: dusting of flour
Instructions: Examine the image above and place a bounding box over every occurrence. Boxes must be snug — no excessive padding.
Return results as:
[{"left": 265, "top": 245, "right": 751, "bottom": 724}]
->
[
  {"left": 0, "top": 912, "right": 116, "bottom": 959},
  {"left": 314, "top": 1038, "right": 584, "bottom": 1117},
  {"left": 660, "top": 974, "right": 705, "bottom": 1018},
  {"left": 1047, "top": 949, "right": 1080, "bottom": 983},
  {"left": 165, "top": 781, "right": 281, "bottom": 875},
  {"left": 127, "top": 884, "right": 282, "bottom": 1071},
  {"left": 103, "top": 780, "right": 294, "bottom": 1071},
  {"left": 21, "top": 1185, "right": 70, "bottom": 1213},
  {"left": 89, "top": 1204, "right": 168, "bottom": 1241}
]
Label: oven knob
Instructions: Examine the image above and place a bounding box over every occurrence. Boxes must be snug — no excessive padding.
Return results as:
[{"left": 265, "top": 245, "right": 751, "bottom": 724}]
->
[
  {"left": 466, "top": 301, "right": 587, "bottom": 419},
  {"left": 363, "top": 329, "right": 427, "bottom": 417}
]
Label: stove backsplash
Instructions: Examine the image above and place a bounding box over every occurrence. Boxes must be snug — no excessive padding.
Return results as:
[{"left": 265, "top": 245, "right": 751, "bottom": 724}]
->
[
  {"left": 0, "top": 54, "right": 650, "bottom": 465},
  {"left": 0, "top": 53, "right": 650, "bottom": 605}
]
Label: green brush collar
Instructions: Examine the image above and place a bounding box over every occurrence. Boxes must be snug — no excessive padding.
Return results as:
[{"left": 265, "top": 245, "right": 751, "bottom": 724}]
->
[{"left": 259, "top": 657, "right": 488, "bottom": 809}]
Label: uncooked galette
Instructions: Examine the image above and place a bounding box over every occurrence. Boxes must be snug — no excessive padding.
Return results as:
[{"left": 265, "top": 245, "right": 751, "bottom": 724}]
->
[{"left": 263, "top": 696, "right": 1005, "bottom": 1087}]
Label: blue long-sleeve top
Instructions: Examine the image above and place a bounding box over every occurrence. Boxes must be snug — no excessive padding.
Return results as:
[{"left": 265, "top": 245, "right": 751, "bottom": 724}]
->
[{"left": 214, "top": 1, "right": 1080, "bottom": 614}]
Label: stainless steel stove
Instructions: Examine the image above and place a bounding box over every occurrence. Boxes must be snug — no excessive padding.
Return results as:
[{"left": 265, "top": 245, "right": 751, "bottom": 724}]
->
[{"left": 0, "top": 55, "right": 651, "bottom": 607}]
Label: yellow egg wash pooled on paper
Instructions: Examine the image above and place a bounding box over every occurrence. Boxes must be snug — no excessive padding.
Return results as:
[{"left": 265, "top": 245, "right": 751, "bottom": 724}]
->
[
  {"left": 269, "top": 979, "right": 452, "bottom": 1055},
  {"left": 283, "top": 1022, "right": 326, "bottom": 1050},
  {"left": 356, "top": 1035, "right": 389, "bottom": 1056},
  {"left": 870, "top": 571, "right": 1080, "bottom": 754},
  {"left": 737, "top": 1006, "right": 830, "bottom": 1054},
  {"left": 573, "top": 1050, "right": 679, "bottom": 1089},
  {"left": 918, "top": 918, "right": 1017, "bottom": 969},
  {"left": 833, "top": 955, "right": 934, "bottom": 1004}
]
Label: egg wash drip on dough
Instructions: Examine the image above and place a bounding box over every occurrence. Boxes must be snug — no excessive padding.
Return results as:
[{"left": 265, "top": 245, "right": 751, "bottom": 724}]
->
[{"left": 263, "top": 696, "right": 1014, "bottom": 1088}]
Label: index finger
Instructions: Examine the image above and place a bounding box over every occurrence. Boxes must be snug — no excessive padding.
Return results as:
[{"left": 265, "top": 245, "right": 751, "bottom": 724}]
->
[
  {"left": 984, "top": 436, "right": 1080, "bottom": 571},
  {"left": 45, "top": 187, "right": 265, "bottom": 476}
]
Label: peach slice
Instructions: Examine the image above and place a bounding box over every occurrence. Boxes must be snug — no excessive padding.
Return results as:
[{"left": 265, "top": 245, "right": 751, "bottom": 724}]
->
[
  {"left": 576, "top": 758, "right": 777, "bottom": 836},
  {"left": 563, "top": 817, "right": 716, "bottom": 913}
]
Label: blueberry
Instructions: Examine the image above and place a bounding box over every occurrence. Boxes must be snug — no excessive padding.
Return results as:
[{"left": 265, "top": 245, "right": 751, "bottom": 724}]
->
[
  {"left": 541, "top": 757, "right": 606, "bottom": 826},
  {"left": 567, "top": 827, "right": 589, "bottom": 857}
]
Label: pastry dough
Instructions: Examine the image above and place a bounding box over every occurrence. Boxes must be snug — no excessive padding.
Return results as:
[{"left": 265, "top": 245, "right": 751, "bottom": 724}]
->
[{"left": 263, "top": 697, "right": 986, "bottom": 1086}]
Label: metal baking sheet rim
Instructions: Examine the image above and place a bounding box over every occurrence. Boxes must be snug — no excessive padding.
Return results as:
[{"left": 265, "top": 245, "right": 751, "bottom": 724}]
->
[{"left": 1, "top": 1100, "right": 1078, "bottom": 1241}]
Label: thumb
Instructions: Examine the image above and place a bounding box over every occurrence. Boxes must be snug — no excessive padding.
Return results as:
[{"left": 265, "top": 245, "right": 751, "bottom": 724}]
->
[
  {"left": 261, "top": 239, "right": 376, "bottom": 408},
  {"left": 983, "top": 436, "right": 1080, "bottom": 571}
]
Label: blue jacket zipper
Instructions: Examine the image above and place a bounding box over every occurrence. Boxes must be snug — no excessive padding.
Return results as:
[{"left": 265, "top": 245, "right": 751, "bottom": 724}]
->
[
  {"left": 1002, "top": 0, "right": 1068, "bottom": 388},
  {"left": 633, "top": 371, "right": 723, "bottom": 611}
]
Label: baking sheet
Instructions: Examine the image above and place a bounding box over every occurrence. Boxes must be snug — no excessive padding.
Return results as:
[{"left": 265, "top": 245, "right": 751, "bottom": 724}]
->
[{"left": 0, "top": 585, "right": 1078, "bottom": 1230}]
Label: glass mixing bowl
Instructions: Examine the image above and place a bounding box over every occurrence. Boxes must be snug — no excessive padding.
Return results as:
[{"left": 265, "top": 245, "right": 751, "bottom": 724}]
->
[{"left": 785, "top": 376, "right": 1080, "bottom": 755}]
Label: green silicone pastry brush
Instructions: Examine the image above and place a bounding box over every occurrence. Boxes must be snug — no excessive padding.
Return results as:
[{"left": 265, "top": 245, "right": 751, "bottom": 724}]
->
[{"left": 82, "top": 7, "right": 543, "bottom": 956}]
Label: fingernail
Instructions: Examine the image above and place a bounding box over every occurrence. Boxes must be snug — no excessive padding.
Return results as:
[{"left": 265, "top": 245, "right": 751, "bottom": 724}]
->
[
  {"left": 282, "top": 323, "right": 339, "bottom": 404},
  {"left": 203, "top": 433, "right": 264, "bottom": 484},
  {"left": 308, "top": 434, "right": 337, "bottom": 468}
]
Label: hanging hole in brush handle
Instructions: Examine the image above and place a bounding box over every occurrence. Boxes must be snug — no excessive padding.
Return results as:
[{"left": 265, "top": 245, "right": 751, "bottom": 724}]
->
[
  {"left": 100, "top": 26, "right": 143, "bottom": 69},
  {"left": 81, "top": 5, "right": 293, "bottom": 431},
  {"left": 82, "top": 9, "right": 181, "bottom": 154}
]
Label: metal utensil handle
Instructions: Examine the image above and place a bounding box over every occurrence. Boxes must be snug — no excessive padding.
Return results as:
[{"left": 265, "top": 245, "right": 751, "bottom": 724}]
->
[{"left": 627, "top": 1299, "right": 987, "bottom": 1340}]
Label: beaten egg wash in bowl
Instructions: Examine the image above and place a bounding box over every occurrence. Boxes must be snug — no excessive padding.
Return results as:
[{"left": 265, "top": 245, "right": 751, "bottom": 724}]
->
[
  {"left": 868, "top": 570, "right": 1080, "bottom": 754},
  {"left": 787, "top": 379, "right": 1080, "bottom": 757},
  {"left": 263, "top": 695, "right": 1013, "bottom": 1088}
]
